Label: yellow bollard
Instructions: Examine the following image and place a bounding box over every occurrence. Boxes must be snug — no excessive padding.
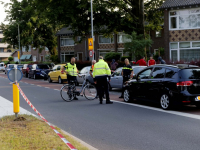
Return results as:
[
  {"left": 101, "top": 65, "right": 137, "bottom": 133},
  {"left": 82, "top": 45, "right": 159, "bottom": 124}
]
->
[{"left": 13, "top": 83, "right": 20, "bottom": 117}]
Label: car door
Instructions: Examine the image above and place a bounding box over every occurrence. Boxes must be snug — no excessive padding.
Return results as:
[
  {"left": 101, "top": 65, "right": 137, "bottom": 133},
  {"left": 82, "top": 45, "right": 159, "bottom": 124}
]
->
[
  {"left": 147, "top": 67, "right": 166, "bottom": 101},
  {"left": 56, "top": 65, "right": 61, "bottom": 79},
  {"left": 110, "top": 67, "right": 122, "bottom": 88},
  {"left": 51, "top": 66, "right": 58, "bottom": 80},
  {"left": 29, "top": 65, "right": 35, "bottom": 77},
  {"left": 132, "top": 68, "right": 153, "bottom": 99}
]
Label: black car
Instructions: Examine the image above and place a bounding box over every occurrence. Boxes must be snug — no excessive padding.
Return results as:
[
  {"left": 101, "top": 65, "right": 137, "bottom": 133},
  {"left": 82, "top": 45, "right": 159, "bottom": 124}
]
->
[
  {"left": 123, "top": 64, "right": 200, "bottom": 110},
  {"left": 28, "top": 64, "right": 50, "bottom": 79}
]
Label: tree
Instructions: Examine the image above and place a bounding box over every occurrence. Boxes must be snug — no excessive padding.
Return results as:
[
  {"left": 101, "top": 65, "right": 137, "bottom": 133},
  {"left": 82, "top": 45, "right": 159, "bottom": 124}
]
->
[
  {"left": 1, "top": 0, "right": 59, "bottom": 55},
  {"left": 124, "top": 31, "right": 153, "bottom": 60}
]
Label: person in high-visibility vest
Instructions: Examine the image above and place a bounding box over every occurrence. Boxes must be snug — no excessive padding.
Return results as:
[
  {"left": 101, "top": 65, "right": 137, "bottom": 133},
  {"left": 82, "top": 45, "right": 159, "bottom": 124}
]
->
[
  {"left": 63, "top": 57, "right": 79, "bottom": 100},
  {"left": 93, "top": 56, "right": 113, "bottom": 104}
]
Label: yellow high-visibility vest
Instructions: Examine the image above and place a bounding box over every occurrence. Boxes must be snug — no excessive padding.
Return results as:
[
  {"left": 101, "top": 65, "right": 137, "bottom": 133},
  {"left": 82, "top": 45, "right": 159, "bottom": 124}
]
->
[
  {"left": 65, "top": 63, "right": 78, "bottom": 76},
  {"left": 93, "top": 59, "right": 111, "bottom": 78}
]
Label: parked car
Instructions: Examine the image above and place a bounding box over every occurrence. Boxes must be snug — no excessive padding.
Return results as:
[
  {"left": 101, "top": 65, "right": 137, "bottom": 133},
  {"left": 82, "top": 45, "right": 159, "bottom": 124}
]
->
[
  {"left": 5, "top": 64, "right": 15, "bottom": 74},
  {"left": 123, "top": 64, "right": 200, "bottom": 110},
  {"left": 28, "top": 64, "right": 50, "bottom": 79},
  {"left": 0, "top": 62, "right": 5, "bottom": 72},
  {"left": 48, "top": 64, "right": 67, "bottom": 83},
  {"left": 109, "top": 66, "right": 146, "bottom": 90},
  {"left": 22, "top": 64, "right": 32, "bottom": 78},
  {"left": 76, "top": 66, "right": 94, "bottom": 85}
]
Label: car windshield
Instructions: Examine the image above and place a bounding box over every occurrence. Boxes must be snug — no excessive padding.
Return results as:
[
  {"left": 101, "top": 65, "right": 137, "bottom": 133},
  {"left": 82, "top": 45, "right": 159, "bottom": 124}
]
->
[
  {"left": 179, "top": 69, "right": 200, "bottom": 79},
  {"left": 9, "top": 65, "right": 14, "bottom": 68},
  {"left": 133, "top": 67, "right": 145, "bottom": 74},
  {"left": 37, "top": 65, "right": 49, "bottom": 69},
  {"left": 17, "top": 65, "right": 23, "bottom": 68}
]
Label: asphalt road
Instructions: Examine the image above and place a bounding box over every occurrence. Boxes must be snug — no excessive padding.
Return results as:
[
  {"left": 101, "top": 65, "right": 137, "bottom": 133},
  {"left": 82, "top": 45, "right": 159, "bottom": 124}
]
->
[{"left": 1, "top": 74, "right": 200, "bottom": 150}]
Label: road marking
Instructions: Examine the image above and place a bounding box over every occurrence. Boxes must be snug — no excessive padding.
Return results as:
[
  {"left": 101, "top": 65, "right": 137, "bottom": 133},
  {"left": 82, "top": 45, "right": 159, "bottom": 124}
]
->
[
  {"left": 54, "top": 89, "right": 60, "bottom": 91},
  {"left": 37, "top": 85, "right": 42, "bottom": 87},
  {"left": 45, "top": 87, "right": 50, "bottom": 89},
  {"left": 110, "top": 100, "right": 200, "bottom": 121}
]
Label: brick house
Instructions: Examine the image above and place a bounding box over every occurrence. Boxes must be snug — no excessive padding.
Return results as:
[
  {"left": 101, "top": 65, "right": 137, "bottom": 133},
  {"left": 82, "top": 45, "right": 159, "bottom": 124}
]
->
[
  {"left": 0, "top": 30, "right": 12, "bottom": 61},
  {"left": 12, "top": 46, "right": 49, "bottom": 62},
  {"left": 56, "top": 27, "right": 131, "bottom": 62},
  {"left": 160, "top": 0, "right": 200, "bottom": 62}
]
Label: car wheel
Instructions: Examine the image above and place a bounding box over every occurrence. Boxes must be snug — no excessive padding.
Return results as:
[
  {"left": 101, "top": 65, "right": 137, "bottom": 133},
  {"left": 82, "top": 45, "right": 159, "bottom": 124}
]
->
[
  {"left": 48, "top": 76, "right": 52, "bottom": 83},
  {"left": 124, "top": 89, "right": 132, "bottom": 102},
  {"left": 108, "top": 83, "right": 112, "bottom": 91},
  {"left": 58, "top": 77, "right": 63, "bottom": 84},
  {"left": 33, "top": 74, "right": 37, "bottom": 80},
  {"left": 160, "top": 93, "right": 171, "bottom": 110}
]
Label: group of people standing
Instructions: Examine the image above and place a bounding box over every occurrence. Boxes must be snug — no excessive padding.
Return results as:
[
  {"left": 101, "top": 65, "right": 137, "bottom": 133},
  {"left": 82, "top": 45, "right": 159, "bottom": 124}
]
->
[{"left": 63, "top": 55, "right": 166, "bottom": 104}]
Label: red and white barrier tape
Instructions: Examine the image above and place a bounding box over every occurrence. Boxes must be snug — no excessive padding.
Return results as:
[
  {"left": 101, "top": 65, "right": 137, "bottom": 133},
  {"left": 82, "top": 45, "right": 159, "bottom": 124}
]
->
[{"left": 15, "top": 83, "right": 77, "bottom": 150}]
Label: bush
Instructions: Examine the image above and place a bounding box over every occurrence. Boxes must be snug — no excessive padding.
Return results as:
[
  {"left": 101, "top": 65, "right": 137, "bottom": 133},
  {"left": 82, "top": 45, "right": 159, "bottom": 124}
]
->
[
  {"left": 121, "top": 56, "right": 132, "bottom": 61},
  {"left": 50, "top": 55, "right": 59, "bottom": 63},
  {"left": 8, "top": 57, "right": 13, "bottom": 62},
  {"left": 104, "top": 52, "right": 121, "bottom": 61}
]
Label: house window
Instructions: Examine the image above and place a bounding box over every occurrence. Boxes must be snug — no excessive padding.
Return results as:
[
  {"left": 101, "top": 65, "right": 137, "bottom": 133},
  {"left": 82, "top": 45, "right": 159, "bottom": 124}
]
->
[
  {"left": 29, "top": 45, "right": 31, "bottom": 51},
  {"left": 155, "top": 31, "right": 162, "bottom": 37},
  {"left": 61, "top": 52, "right": 74, "bottom": 62},
  {"left": 169, "top": 9, "right": 200, "bottom": 30},
  {"left": 22, "top": 46, "right": 26, "bottom": 52},
  {"left": 60, "top": 36, "right": 74, "bottom": 46},
  {"left": 170, "top": 41, "right": 200, "bottom": 62},
  {"left": 99, "top": 35, "right": 114, "bottom": 44},
  {"left": 0, "top": 38, "right": 2, "bottom": 42},
  {"left": 0, "top": 48, "right": 4, "bottom": 52},
  {"left": 117, "top": 33, "right": 131, "bottom": 43}
]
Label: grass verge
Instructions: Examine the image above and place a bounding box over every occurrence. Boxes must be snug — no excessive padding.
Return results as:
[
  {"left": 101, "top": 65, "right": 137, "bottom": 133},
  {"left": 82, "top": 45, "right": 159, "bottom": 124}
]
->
[{"left": 0, "top": 114, "right": 89, "bottom": 150}]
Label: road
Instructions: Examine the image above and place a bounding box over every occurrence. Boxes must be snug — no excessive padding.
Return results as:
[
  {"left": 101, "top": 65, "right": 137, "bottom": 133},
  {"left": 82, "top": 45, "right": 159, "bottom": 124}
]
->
[{"left": 1, "top": 72, "right": 200, "bottom": 150}]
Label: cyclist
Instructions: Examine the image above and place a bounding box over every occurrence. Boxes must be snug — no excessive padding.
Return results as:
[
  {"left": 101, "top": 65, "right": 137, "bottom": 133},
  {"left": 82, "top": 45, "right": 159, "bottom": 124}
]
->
[{"left": 63, "top": 57, "right": 79, "bottom": 100}]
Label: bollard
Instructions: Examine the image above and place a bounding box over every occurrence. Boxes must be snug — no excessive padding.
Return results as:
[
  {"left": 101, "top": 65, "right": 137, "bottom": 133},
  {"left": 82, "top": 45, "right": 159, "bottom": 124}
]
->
[{"left": 13, "top": 83, "right": 20, "bottom": 117}]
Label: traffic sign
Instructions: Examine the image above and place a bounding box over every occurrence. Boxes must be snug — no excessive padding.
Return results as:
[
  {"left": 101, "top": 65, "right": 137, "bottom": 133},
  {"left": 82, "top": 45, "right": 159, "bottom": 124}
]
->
[
  {"left": 89, "top": 50, "right": 94, "bottom": 57},
  {"left": 8, "top": 67, "right": 23, "bottom": 82},
  {"left": 88, "top": 38, "right": 93, "bottom": 50}
]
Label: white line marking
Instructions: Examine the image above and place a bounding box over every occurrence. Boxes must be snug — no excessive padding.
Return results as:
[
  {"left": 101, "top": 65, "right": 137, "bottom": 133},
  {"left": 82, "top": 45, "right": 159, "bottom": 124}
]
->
[
  {"left": 54, "top": 89, "right": 60, "bottom": 91},
  {"left": 109, "top": 100, "right": 200, "bottom": 121},
  {"left": 45, "top": 87, "right": 49, "bottom": 89},
  {"left": 37, "top": 85, "right": 41, "bottom": 87}
]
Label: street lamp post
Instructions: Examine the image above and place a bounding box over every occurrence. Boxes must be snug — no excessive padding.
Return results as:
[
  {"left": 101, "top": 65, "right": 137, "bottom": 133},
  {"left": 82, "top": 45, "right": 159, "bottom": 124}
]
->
[
  {"left": 17, "top": 23, "right": 21, "bottom": 64},
  {"left": 90, "top": 0, "right": 94, "bottom": 61}
]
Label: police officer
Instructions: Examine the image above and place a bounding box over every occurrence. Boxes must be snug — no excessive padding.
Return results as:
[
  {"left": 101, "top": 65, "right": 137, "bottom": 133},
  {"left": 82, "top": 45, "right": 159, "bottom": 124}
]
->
[
  {"left": 119, "top": 58, "right": 134, "bottom": 98},
  {"left": 64, "top": 57, "right": 79, "bottom": 100},
  {"left": 93, "top": 56, "right": 113, "bottom": 104}
]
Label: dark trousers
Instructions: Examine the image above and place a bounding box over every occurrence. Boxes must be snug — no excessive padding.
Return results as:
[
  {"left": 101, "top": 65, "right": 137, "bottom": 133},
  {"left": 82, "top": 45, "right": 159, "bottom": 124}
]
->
[
  {"left": 96, "top": 78, "right": 110, "bottom": 102},
  {"left": 121, "top": 77, "right": 129, "bottom": 96}
]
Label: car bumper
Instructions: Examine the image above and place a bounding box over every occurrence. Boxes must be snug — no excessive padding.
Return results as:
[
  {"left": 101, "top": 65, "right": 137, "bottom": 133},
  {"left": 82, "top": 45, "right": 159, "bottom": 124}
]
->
[{"left": 174, "top": 91, "right": 200, "bottom": 105}]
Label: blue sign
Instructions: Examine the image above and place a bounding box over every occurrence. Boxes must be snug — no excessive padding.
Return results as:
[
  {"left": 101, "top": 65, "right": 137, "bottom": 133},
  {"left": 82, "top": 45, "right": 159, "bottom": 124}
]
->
[{"left": 7, "top": 68, "right": 23, "bottom": 82}]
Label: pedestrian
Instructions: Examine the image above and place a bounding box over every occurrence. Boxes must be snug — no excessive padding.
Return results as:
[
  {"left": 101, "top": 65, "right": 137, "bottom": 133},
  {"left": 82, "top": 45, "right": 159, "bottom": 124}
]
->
[
  {"left": 110, "top": 59, "right": 118, "bottom": 71},
  {"left": 63, "top": 57, "right": 79, "bottom": 100},
  {"left": 119, "top": 58, "right": 134, "bottom": 98},
  {"left": 89, "top": 60, "right": 96, "bottom": 77},
  {"left": 158, "top": 56, "right": 166, "bottom": 64},
  {"left": 93, "top": 56, "right": 113, "bottom": 104},
  {"left": 148, "top": 55, "right": 156, "bottom": 66},
  {"left": 136, "top": 56, "right": 147, "bottom": 66}
]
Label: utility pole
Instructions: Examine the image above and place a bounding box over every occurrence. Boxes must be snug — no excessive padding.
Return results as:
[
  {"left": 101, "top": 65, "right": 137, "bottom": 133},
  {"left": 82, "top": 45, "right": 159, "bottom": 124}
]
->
[
  {"left": 91, "top": 0, "right": 94, "bottom": 60},
  {"left": 18, "top": 23, "right": 21, "bottom": 64}
]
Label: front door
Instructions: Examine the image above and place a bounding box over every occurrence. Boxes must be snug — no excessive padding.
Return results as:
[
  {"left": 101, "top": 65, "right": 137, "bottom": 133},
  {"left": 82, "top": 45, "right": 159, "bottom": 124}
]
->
[
  {"left": 110, "top": 67, "right": 122, "bottom": 88},
  {"left": 78, "top": 53, "right": 83, "bottom": 61}
]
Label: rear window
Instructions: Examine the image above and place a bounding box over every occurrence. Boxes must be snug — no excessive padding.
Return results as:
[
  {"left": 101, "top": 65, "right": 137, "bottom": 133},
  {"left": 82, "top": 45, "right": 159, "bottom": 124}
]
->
[
  {"left": 37, "top": 65, "right": 49, "bottom": 69},
  {"left": 0, "top": 64, "right": 3, "bottom": 67},
  {"left": 179, "top": 69, "right": 200, "bottom": 79},
  {"left": 17, "top": 65, "right": 23, "bottom": 68},
  {"left": 9, "top": 65, "right": 14, "bottom": 68}
]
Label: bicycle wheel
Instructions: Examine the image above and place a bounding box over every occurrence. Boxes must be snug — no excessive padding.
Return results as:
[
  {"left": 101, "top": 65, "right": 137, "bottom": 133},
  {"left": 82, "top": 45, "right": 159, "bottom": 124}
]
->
[
  {"left": 60, "top": 84, "right": 75, "bottom": 102},
  {"left": 83, "top": 84, "right": 97, "bottom": 100}
]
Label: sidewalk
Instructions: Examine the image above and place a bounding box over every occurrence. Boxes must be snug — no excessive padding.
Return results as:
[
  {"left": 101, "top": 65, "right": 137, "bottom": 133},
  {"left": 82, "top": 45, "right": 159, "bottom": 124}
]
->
[{"left": 0, "top": 95, "right": 34, "bottom": 118}]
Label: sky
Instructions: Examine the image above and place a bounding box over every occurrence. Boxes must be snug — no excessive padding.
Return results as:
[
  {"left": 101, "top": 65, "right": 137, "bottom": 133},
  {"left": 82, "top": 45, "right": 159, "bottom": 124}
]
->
[{"left": 0, "top": 0, "right": 11, "bottom": 24}]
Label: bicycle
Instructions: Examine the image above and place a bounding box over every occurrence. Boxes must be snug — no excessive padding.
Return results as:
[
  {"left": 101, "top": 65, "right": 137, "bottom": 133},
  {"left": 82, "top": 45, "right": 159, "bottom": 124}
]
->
[{"left": 60, "top": 74, "right": 97, "bottom": 102}]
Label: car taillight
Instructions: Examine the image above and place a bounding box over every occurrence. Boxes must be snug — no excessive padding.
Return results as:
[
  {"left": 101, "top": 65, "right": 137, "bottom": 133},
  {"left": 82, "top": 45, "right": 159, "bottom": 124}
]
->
[{"left": 177, "top": 81, "right": 193, "bottom": 86}]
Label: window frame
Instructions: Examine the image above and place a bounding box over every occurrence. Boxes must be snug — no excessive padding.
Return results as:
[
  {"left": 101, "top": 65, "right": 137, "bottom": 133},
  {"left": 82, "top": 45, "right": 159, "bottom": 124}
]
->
[
  {"left": 117, "top": 33, "right": 130, "bottom": 43},
  {"left": 98, "top": 35, "right": 114, "bottom": 44},
  {"left": 60, "top": 36, "right": 75, "bottom": 46}
]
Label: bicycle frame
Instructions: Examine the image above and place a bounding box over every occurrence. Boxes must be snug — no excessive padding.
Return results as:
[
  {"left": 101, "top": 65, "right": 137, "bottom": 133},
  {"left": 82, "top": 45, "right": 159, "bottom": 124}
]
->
[{"left": 79, "top": 75, "right": 88, "bottom": 94}]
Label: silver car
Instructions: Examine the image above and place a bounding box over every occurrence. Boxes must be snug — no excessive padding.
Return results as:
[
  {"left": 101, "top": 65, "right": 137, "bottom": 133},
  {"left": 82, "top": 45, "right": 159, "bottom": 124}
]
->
[
  {"left": 5, "top": 64, "right": 23, "bottom": 74},
  {"left": 77, "top": 66, "right": 94, "bottom": 85},
  {"left": 109, "top": 66, "right": 146, "bottom": 90}
]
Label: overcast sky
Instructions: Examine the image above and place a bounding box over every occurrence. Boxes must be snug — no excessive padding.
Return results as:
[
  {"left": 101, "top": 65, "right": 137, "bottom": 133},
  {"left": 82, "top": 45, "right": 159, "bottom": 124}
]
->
[{"left": 0, "top": 0, "right": 11, "bottom": 24}]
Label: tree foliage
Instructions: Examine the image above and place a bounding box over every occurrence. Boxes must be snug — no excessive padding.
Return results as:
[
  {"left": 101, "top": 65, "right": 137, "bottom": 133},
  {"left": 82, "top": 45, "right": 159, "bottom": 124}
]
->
[
  {"left": 124, "top": 31, "right": 153, "bottom": 60},
  {"left": 1, "top": 0, "right": 59, "bottom": 55}
]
